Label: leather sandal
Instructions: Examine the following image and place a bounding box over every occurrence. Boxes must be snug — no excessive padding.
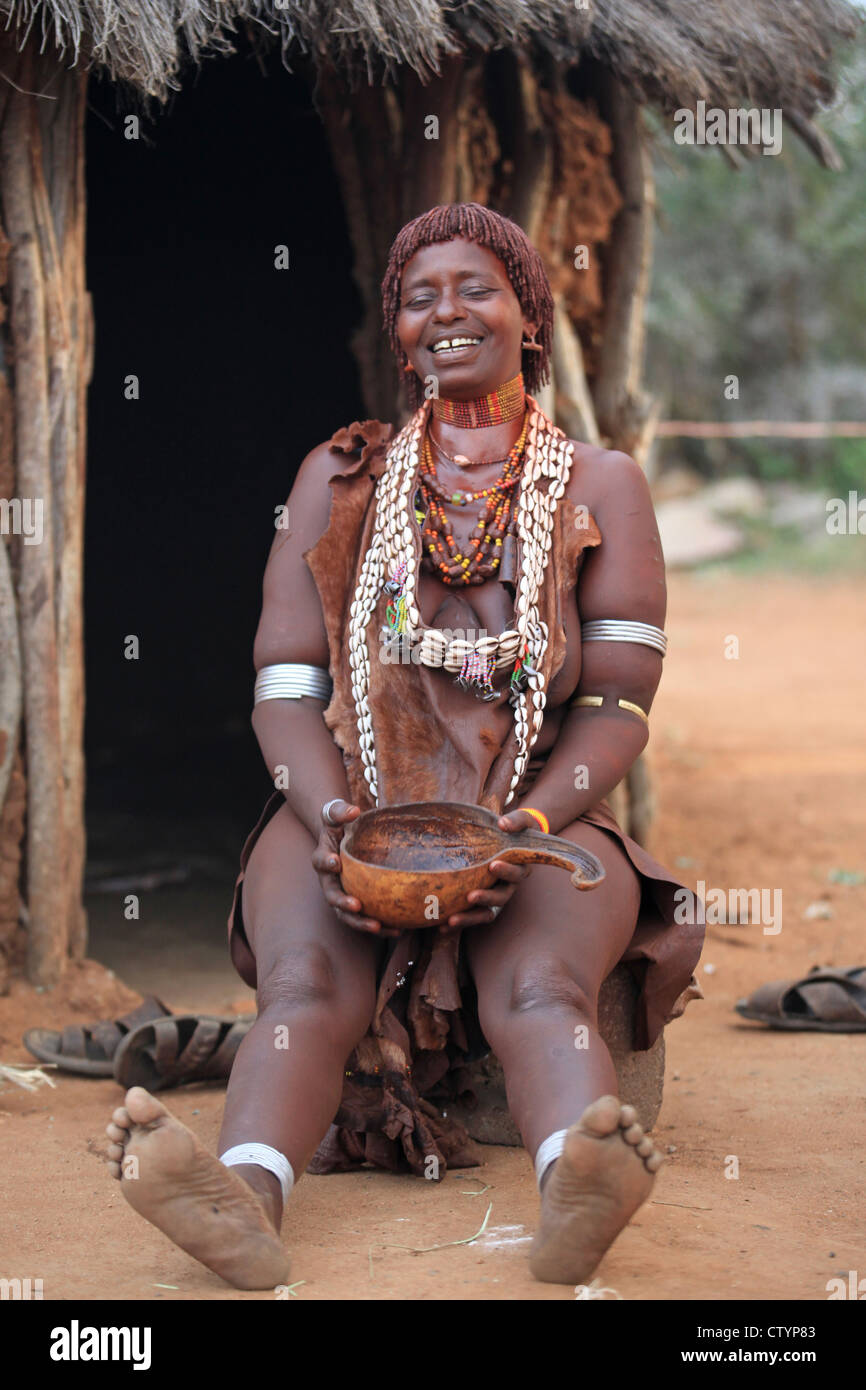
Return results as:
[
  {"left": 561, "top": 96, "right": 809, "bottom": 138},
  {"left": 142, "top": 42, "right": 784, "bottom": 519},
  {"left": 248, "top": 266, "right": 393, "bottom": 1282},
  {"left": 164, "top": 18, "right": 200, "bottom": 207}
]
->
[
  {"left": 113, "top": 1014, "right": 253, "bottom": 1091},
  {"left": 735, "top": 965, "right": 866, "bottom": 1032},
  {"left": 23, "top": 996, "right": 171, "bottom": 1076}
]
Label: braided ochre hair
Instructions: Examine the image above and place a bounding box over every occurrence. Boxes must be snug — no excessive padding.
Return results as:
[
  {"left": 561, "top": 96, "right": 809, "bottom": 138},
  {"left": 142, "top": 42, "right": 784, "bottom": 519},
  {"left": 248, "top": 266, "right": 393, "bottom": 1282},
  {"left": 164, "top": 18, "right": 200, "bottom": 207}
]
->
[{"left": 381, "top": 203, "right": 554, "bottom": 409}]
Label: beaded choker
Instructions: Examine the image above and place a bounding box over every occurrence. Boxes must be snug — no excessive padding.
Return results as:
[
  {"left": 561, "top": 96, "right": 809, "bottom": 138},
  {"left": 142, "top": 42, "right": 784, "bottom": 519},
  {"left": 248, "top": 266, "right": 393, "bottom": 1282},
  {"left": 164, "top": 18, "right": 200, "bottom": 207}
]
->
[{"left": 432, "top": 372, "right": 525, "bottom": 428}]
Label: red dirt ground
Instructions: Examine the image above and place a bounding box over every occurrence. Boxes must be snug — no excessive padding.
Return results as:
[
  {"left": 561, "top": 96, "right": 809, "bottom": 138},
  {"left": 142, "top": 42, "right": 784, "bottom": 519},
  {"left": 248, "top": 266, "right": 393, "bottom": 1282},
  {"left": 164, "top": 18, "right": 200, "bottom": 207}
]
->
[{"left": 1, "top": 569, "right": 864, "bottom": 1301}]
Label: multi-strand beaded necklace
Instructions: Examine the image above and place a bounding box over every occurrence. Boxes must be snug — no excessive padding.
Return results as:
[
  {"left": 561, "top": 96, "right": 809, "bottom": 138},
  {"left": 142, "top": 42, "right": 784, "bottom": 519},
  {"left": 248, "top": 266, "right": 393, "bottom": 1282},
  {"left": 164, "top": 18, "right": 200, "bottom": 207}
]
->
[
  {"left": 416, "top": 414, "right": 528, "bottom": 586},
  {"left": 347, "top": 394, "right": 574, "bottom": 807}
]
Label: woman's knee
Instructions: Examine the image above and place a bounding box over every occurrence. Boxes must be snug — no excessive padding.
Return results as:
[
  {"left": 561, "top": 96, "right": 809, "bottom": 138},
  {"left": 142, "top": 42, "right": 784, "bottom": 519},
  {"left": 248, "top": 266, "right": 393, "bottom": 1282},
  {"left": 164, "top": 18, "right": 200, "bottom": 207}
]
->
[
  {"left": 257, "top": 942, "right": 336, "bottom": 1010},
  {"left": 256, "top": 942, "right": 374, "bottom": 1039},
  {"left": 480, "top": 951, "right": 598, "bottom": 1040}
]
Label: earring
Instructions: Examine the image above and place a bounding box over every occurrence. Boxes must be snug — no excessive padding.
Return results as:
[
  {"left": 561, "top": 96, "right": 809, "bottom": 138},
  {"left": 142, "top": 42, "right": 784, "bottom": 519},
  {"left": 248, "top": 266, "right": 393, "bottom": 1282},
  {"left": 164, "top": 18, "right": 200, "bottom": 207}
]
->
[
  {"left": 521, "top": 329, "right": 543, "bottom": 353},
  {"left": 403, "top": 360, "right": 415, "bottom": 374}
]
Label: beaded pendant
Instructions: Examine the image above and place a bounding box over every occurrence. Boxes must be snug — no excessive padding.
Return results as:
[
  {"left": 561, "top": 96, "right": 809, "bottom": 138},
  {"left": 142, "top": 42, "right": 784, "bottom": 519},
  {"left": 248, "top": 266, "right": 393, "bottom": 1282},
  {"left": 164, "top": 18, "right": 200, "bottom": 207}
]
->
[{"left": 457, "top": 649, "right": 497, "bottom": 701}]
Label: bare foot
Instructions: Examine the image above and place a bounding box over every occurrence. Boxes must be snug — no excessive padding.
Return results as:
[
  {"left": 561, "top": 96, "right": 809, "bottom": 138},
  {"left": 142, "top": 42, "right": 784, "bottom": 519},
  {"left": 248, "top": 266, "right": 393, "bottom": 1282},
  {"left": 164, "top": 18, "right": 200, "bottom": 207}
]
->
[
  {"left": 105, "top": 1086, "right": 289, "bottom": 1291},
  {"left": 529, "top": 1094, "right": 662, "bottom": 1285}
]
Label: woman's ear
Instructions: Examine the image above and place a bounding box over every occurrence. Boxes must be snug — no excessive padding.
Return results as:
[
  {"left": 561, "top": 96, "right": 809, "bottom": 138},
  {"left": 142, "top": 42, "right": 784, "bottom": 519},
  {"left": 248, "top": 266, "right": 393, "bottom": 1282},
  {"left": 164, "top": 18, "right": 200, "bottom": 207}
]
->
[{"left": 521, "top": 320, "right": 542, "bottom": 351}]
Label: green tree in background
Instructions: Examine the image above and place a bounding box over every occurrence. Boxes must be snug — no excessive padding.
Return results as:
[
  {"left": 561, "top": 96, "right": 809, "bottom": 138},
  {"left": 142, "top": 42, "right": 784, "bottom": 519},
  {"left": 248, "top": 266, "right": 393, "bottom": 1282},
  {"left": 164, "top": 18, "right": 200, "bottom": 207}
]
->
[{"left": 646, "top": 26, "right": 866, "bottom": 486}]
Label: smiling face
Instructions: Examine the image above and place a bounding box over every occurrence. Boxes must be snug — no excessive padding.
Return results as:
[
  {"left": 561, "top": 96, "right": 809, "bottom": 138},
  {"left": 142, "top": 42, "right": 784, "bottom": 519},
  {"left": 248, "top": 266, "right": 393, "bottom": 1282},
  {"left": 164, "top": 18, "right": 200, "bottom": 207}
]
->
[{"left": 396, "top": 239, "right": 536, "bottom": 400}]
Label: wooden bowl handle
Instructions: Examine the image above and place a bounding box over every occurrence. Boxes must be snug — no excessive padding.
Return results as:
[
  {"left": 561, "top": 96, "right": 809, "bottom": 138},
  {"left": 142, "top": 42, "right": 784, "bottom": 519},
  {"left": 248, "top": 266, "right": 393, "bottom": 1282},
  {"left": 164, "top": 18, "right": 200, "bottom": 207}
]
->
[{"left": 496, "top": 829, "right": 606, "bottom": 891}]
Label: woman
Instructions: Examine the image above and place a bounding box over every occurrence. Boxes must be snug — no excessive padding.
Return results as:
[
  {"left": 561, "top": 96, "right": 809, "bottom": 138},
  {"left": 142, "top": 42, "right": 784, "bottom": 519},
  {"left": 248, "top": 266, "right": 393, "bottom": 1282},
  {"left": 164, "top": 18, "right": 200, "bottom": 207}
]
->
[{"left": 105, "top": 203, "right": 703, "bottom": 1290}]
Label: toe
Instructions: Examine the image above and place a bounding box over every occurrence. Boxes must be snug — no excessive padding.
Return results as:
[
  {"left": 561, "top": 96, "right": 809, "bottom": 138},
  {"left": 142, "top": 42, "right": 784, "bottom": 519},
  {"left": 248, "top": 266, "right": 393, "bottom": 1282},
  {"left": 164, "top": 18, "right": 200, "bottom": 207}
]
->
[
  {"left": 124, "top": 1086, "right": 168, "bottom": 1126},
  {"left": 577, "top": 1094, "right": 622, "bottom": 1138},
  {"left": 619, "top": 1104, "right": 638, "bottom": 1128},
  {"left": 636, "top": 1136, "right": 654, "bottom": 1158},
  {"left": 622, "top": 1123, "right": 644, "bottom": 1146},
  {"left": 106, "top": 1122, "right": 125, "bottom": 1142},
  {"left": 111, "top": 1106, "right": 131, "bottom": 1127},
  {"left": 107, "top": 1160, "right": 121, "bottom": 1179},
  {"left": 107, "top": 1142, "right": 124, "bottom": 1162},
  {"left": 645, "top": 1151, "right": 664, "bottom": 1173}
]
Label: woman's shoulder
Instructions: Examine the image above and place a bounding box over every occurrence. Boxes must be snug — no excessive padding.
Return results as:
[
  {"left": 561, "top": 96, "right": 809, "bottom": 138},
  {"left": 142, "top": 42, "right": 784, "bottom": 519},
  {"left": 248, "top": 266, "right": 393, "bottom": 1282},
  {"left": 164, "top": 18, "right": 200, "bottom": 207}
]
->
[
  {"left": 565, "top": 439, "right": 653, "bottom": 519},
  {"left": 321, "top": 418, "right": 394, "bottom": 479},
  {"left": 296, "top": 420, "right": 394, "bottom": 486}
]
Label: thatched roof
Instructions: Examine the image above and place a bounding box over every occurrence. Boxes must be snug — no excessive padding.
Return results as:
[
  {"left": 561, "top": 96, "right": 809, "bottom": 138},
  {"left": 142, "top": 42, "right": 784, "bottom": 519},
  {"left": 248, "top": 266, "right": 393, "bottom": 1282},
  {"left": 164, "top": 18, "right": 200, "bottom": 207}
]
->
[{"left": 2, "top": 1, "right": 860, "bottom": 140}]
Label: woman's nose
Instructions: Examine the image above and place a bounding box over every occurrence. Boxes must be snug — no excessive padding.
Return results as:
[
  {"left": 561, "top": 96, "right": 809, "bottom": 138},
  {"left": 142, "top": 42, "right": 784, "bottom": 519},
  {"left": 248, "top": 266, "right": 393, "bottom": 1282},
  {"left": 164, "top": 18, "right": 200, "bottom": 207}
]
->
[{"left": 432, "top": 290, "right": 466, "bottom": 323}]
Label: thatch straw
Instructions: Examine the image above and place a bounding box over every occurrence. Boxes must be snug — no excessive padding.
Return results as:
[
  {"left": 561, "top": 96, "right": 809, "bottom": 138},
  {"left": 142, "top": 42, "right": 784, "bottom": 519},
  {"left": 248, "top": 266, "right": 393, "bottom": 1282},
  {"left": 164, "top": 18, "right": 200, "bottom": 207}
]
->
[
  {"left": 0, "top": 0, "right": 859, "bottom": 115},
  {"left": 0, "top": 1060, "right": 57, "bottom": 1091}
]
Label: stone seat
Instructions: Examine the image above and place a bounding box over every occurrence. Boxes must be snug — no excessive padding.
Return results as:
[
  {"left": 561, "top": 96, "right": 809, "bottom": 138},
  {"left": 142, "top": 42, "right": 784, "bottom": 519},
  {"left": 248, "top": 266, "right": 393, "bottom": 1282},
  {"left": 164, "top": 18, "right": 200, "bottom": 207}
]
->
[{"left": 448, "top": 963, "right": 664, "bottom": 1146}]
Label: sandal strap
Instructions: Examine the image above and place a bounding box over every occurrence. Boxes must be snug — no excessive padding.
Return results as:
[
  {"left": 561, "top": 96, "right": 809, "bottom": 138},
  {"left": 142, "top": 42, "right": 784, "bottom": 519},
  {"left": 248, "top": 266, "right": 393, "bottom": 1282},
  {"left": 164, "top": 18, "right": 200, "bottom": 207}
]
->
[
  {"left": 50, "top": 996, "right": 172, "bottom": 1062},
  {"left": 201, "top": 1019, "right": 253, "bottom": 1077},
  {"left": 59, "top": 1024, "right": 87, "bottom": 1056},
  {"left": 175, "top": 1018, "right": 223, "bottom": 1074},
  {"left": 90, "top": 1020, "right": 124, "bottom": 1054},
  {"left": 151, "top": 1017, "right": 183, "bottom": 1074},
  {"left": 782, "top": 969, "right": 866, "bottom": 1022},
  {"left": 116, "top": 996, "right": 171, "bottom": 1031}
]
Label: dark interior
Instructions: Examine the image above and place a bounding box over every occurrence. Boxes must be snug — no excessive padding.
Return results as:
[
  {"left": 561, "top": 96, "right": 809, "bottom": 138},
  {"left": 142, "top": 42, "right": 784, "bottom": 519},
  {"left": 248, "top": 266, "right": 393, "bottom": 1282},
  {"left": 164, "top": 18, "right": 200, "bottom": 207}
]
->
[{"left": 84, "top": 41, "right": 363, "bottom": 866}]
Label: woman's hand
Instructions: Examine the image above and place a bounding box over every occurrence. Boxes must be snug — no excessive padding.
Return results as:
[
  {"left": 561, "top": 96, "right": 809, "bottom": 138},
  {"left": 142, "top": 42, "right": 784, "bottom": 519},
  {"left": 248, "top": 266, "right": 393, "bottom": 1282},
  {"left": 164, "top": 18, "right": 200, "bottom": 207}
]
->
[
  {"left": 445, "top": 808, "right": 538, "bottom": 929},
  {"left": 311, "top": 799, "right": 390, "bottom": 936}
]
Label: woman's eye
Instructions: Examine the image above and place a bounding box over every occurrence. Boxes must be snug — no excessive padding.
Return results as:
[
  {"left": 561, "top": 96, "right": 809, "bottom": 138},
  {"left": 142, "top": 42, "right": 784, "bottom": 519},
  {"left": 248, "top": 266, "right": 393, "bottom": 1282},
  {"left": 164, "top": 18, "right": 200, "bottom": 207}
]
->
[{"left": 463, "top": 287, "right": 494, "bottom": 298}]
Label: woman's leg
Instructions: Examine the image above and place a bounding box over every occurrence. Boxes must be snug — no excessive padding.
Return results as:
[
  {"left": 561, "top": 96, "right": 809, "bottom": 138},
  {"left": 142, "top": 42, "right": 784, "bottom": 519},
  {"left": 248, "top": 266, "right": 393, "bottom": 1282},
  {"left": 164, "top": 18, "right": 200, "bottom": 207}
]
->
[
  {"left": 466, "top": 819, "right": 663, "bottom": 1284},
  {"left": 105, "top": 801, "right": 380, "bottom": 1288},
  {"left": 217, "top": 801, "right": 381, "bottom": 1218}
]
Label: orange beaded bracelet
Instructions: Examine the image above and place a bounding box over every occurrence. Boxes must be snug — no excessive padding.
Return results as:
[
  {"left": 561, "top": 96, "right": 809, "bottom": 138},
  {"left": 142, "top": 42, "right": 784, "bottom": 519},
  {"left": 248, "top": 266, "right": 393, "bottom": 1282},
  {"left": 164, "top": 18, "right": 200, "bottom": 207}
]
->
[{"left": 521, "top": 807, "right": 550, "bottom": 835}]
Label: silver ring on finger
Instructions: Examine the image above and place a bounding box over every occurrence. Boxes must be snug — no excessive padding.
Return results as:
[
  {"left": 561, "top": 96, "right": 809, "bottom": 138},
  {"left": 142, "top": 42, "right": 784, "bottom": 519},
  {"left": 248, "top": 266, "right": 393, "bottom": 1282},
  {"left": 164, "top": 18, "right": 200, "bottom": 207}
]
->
[
  {"left": 489, "top": 905, "right": 501, "bottom": 919},
  {"left": 322, "top": 798, "right": 342, "bottom": 826}
]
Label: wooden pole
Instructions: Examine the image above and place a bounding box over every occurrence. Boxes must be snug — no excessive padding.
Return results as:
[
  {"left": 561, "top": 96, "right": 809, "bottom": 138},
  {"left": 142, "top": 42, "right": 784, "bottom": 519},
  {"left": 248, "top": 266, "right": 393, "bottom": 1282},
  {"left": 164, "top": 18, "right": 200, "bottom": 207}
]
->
[
  {"left": 552, "top": 295, "right": 601, "bottom": 446},
  {"left": 506, "top": 60, "right": 554, "bottom": 246},
  {"left": 0, "top": 45, "right": 68, "bottom": 985},
  {"left": 0, "top": 514, "right": 21, "bottom": 816},
  {"left": 37, "top": 54, "right": 90, "bottom": 959},
  {"left": 591, "top": 75, "right": 656, "bottom": 468},
  {"left": 315, "top": 66, "right": 400, "bottom": 421}
]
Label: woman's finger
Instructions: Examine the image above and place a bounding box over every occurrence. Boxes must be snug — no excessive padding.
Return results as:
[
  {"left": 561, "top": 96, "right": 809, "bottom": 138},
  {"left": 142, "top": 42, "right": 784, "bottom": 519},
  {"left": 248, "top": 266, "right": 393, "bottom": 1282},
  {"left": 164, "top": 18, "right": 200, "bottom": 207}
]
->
[
  {"left": 487, "top": 859, "right": 531, "bottom": 883},
  {"left": 334, "top": 907, "right": 381, "bottom": 934},
  {"left": 448, "top": 904, "right": 505, "bottom": 928},
  {"left": 465, "top": 884, "right": 513, "bottom": 910},
  {"left": 323, "top": 800, "right": 361, "bottom": 827},
  {"left": 333, "top": 907, "right": 398, "bottom": 937},
  {"left": 326, "top": 888, "right": 364, "bottom": 914},
  {"left": 311, "top": 843, "right": 343, "bottom": 874},
  {"left": 496, "top": 810, "right": 537, "bottom": 833}
]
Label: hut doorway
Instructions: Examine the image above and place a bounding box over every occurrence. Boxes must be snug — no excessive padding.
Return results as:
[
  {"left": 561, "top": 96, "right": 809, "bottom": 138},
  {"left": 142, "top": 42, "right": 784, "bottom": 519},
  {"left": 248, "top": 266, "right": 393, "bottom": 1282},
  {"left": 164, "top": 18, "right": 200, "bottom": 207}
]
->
[{"left": 83, "top": 46, "right": 362, "bottom": 975}]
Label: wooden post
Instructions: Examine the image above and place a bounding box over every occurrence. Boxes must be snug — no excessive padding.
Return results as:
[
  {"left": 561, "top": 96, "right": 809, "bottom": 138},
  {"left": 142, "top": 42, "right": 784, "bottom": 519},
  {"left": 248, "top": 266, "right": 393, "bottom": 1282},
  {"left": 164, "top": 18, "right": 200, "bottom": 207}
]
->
[
  {"left": 37, "top": 56, "right": 91, "bottom": 959},
  {"left": 0, "top": 39, "right": 91, "bottom": 982},
  {"left": 583, "top": 75, "right": 661, "bottom": 842},
  {"left": 0, "top": 46, "right": 67, "bottom": 985},
  {"left": 591, "top": 74, "right": 657, "bottom": 468},
  {"left": 317, "top": 58, "right": 479, "bottom": 425},
  {"left": 552, "top": 295, "right": 601, "bottom": 446}
]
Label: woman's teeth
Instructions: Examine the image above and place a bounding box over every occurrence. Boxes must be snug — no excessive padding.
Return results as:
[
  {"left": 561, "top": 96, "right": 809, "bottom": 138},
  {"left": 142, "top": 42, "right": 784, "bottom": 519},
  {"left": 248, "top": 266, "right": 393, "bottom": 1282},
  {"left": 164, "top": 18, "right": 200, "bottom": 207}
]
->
[{"left": 430, "top": 337, "right": 482, "bottom": 355}]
